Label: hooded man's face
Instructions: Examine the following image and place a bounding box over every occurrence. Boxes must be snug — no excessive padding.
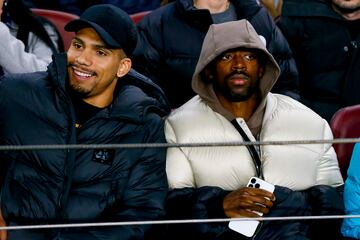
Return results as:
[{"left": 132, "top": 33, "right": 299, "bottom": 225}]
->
[{"left": 210, "top": 48, "right": 264, "bottom": 102}]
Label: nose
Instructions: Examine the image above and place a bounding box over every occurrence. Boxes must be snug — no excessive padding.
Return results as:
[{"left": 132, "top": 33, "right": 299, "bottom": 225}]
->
[
  {"left": 75, "top": 50, "right": 92, "bottom": 66},
  {"left": 231, "top": 55, "right": 246, "bottom": 71}
]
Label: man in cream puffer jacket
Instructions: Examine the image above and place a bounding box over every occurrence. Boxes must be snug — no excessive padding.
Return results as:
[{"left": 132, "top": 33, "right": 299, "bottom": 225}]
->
[{"left": 163, "top": 19, "right": 344, "bottom": 240}]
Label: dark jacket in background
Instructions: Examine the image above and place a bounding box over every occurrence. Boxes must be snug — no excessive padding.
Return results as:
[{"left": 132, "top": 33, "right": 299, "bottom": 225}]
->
[
  {"left": 277, "top": 0, "right": 360, "bottom": 122},
  {"left": 102, "top": 0, "right": 161, "bottom": 14},
  {"left": 133, "top": 0, "right": 299, "bottom": 108},
  {"left": 0, "top": 53, "right": 171, "bottom": 240},
  {"left": 24, "top": 0, "right": 161, "bottom": 15},
  {"left": 161, "top": 185, "right": 344, "bottom": 240}
]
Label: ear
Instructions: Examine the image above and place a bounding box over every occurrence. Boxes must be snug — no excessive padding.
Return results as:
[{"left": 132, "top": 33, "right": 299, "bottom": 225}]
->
[{"left": 116, "top": 58, "right": 132, "bottom": 78}]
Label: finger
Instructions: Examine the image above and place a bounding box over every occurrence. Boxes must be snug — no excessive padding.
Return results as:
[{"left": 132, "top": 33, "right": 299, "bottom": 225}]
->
[
  {"left": 250, "top": 203, "right": 271, "bottom": 215},
  {"left": 244, "top": 187, "right": 276, "bottom": 201},
  {"left": 238, "top": 193, "right": 274, "bottom": 208},
  {"left": 0, "top": 230, "right": 7, "bottom": 240}
]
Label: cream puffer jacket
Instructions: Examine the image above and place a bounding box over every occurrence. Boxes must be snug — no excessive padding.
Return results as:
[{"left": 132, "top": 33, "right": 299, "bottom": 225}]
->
[{"left": 165, "top": 93, "right": 344, "bottom": 191}]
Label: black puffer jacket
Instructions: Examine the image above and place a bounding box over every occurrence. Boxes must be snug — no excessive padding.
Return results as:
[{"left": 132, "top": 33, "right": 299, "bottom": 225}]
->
[
  {"left": 277, "top": 0, "right": 360, "bottom": 122},
  {"left": 160, "top": 185, "right": 344, "bottom": 240},
  {"left": 0, "top": 53, "right": 171, "bottom": 240},
  {"left": 133, "top": 0, "right": 299, "bottom": 108}
]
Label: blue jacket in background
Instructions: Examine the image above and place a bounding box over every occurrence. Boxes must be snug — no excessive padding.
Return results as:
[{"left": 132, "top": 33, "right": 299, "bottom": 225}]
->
[{"left": 342, "top": 143, "right": 360, "bottom": 239}]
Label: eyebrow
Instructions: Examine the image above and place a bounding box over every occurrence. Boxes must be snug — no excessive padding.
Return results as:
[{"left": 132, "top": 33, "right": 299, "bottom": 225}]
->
[{"left": 73, "top": 37, "right": 114, "bottom": 52}]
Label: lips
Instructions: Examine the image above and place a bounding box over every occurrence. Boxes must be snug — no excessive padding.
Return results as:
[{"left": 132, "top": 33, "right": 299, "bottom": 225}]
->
[
  {"left": 72, "top": 67, "right": 95, "bottom": 80},
  {"left": 74, "top": 70, "right": 93, "bottom": 78},
  {"left": 228, "top": 74, "right": 250, "bottom": 85}
]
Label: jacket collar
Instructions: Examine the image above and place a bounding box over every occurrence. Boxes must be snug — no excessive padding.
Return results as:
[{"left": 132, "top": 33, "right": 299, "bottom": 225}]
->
[
  {"left": 175, "top": 0, "right": 261, "bottom": 27},
  {"left": 282, "top": 0, "right": 344, "bottom": 19}
]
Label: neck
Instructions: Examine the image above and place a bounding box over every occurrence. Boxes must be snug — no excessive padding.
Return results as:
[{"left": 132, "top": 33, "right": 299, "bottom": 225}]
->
[
  {"left": 193, "top": 0, "right": 230, "bottom": 13},
  {"left": 82, "top": 79, "right": 118, "bottom": 108},
  {"left": 332, "top": 4, "right": 360, "bottom": 20},
  {"left": 218, "top": 94, "right": 258, "bottom": 121},
  {"left": 83, "top": 96, "right": 113, "bottom": 108}
]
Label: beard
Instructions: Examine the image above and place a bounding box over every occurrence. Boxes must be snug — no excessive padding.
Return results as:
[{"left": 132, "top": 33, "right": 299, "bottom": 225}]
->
[
  {"left": 69, "top": 83, "right": 90, "bottom": 96},
  {"left": 221, "top": 86, "right": 257, "bottom": 102},
  {"left": 66, "top": 80, "right": 92, "bottom": 101},
  {"left": 332, "top": 0, "right": 360, "bottom": 13},
  {"left": 213, "top": 73, "right": 258, "bottom": 102},
  {"left": 213, "top": 70, "right": 259, "bottom": 102}
]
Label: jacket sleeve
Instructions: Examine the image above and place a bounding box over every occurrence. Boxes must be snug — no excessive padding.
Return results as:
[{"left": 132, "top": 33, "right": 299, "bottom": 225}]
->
[
  {"left": 256, "top": 8, "right": 300, "bottom": 100},
  {"left": 60, "top": 114, "right": 168, "bottom": 240},
  {"left": 316, "top": 119, "right": 344, "bottom": 187},
  {"left": 132, "top": 16, "right": 164, "bottom": 86},
  {"left": 165, "top": 119, "right": 196, "bottom": 189},
  {"left": 256, "top": 185, "right": 343, "bottom": 240},
  {"left": 267, "top": 25, "right": 300, "bottom": 100},
  {"left": 164, "top": 119, "right": 245, "bottom": 239},
  {"left": 248, "top": 6, "right": 299, "bottom": 100},
  {"left": 0, "top": 22, "right": 56, "bottom": 74},
  {"left": 165, "top": 187, "right": 233, "bottom": 240},
  {"left": 307, "top": 185, "right": 344, "bottom": 240}
]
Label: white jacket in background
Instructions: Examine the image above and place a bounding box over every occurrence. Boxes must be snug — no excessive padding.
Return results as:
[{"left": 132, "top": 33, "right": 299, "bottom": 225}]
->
[{"left": 0, "top": 21, "right": 59, "bottom": 74}]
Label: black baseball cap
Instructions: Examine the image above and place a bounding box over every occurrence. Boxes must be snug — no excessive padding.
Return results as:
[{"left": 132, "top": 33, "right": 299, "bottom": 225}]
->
[{"left": 64, "top": 4, "right": 138, "bottom": 56}]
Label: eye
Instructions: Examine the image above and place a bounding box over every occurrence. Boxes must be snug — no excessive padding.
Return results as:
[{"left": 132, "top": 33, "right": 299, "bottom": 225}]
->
[
  {"left": 72, "top": 41, "right": 82, "bottom": 49},
  {"left": 221, "top": 53, "right": 233, "bottom": 61},
  {"left": 243, "top": 53, "right": 257, "bottom": 61},
  {"left": 96, "top": 50, "right": 108, "bottom": 56}
]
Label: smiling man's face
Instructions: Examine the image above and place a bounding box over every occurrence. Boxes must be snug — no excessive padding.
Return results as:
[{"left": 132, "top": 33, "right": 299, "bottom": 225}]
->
[{"left": 67, "top": 27, "right": 129, "bottom": 107}]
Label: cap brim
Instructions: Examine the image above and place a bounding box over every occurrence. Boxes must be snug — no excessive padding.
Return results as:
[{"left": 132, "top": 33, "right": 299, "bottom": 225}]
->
[{"left": 65, "top": 19, "right": 121, "bottom": 48}]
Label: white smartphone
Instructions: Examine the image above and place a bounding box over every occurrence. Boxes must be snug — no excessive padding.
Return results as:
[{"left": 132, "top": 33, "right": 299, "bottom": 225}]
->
[{"left": 228, "top": 177, "right": 275, "bottom": 237}]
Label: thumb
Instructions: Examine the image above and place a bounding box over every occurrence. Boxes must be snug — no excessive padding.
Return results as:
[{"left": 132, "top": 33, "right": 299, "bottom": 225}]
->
[
  {"left": 0, "top": 211, "right": 7, "bottom": 240},
  {"left": 0, "top": 229, "right": 7, "bottom": 240}
]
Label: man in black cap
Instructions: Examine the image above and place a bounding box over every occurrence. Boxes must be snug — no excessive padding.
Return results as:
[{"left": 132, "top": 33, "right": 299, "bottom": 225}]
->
[{"left": 0, "top": 4, "right": 170, "bottom": 240}]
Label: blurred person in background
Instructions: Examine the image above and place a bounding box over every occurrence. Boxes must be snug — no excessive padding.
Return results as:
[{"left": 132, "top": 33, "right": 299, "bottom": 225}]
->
[
  {"left": 260, "top": 0, "right": 282, "bottom": 20},
  {"left": 133, "top": 0, "right": 300, "bottom": 109},
  {"left": 0, "top": 0, "right": 63, "bottom": 75},
  {"left": 24, "top": 0, "right": 162, "bottom": 15},
  {"left": 277, "top": 0, "right": 360, "bottom": 122}
]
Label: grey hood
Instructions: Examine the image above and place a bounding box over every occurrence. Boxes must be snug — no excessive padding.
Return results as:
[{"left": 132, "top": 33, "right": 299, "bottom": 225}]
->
[{"left": 192, "top": 19, "right": 280, "bottom": 126}]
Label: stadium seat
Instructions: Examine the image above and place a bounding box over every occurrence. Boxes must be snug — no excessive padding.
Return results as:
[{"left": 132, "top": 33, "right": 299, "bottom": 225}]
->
[
  {"left": 330, "top": 104, "right": 360, "bottom": 179},
  {"left": 130, "top": 11, "right": 151, "bottom": 24},
  {"left": 31, "top": 8, "right": 79, "bottom": 50}
]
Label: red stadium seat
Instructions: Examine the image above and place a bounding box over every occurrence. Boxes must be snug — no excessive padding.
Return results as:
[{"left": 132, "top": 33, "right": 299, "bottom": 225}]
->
[
  {"left": 330, "top": 104, "right": 360, "bottom": 179},
  {"left": 31, "top": 8, "right": 79, "bottom": 50},
  {"left": 130, "top": 10, "right": 151, "bottom": 24}
]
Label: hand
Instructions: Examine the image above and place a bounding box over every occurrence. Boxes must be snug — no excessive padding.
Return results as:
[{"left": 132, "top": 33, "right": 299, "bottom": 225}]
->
[
  {"left": 259, "top": 0, "right": 283, "bottom": 19},
  {"left": 0, "top": 0, "right": 4, "bottom": 19},
  {"left": 223, "top": 187, "right": 276, "bottom": 218},
  {"left": 0, "top": 210, "right": 7, "bottom": 240}
]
